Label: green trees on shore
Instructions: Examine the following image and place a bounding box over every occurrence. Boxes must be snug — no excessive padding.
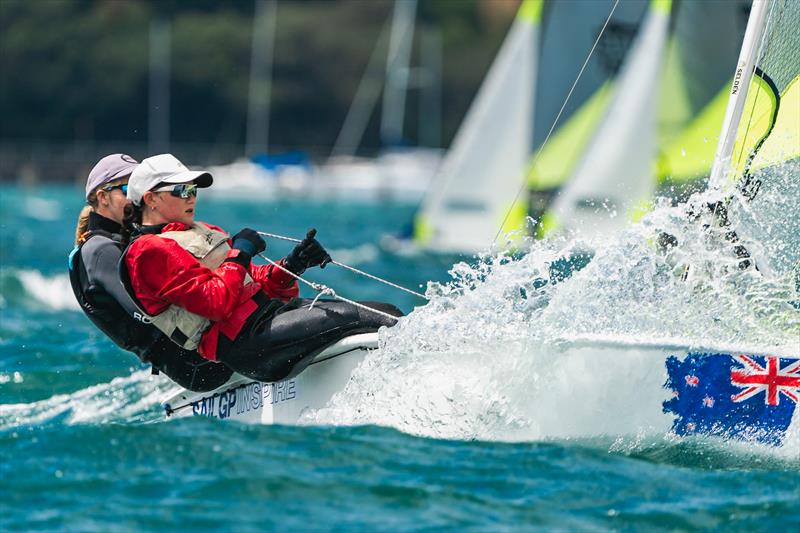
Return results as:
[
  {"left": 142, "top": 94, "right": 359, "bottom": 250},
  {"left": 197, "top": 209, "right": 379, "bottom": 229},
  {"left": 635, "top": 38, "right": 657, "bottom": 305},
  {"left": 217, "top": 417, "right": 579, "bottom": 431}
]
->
[{"left": 0, "top": 0, "right": 514, "bottom": 161}]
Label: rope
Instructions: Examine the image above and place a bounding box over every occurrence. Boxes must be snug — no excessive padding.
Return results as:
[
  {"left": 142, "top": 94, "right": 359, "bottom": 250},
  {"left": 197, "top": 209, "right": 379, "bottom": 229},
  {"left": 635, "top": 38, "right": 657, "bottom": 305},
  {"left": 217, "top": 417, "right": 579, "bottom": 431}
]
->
[
  {"left": 330, "top": 261, "right": 427, "bottom": 299},
  {"left": 493, "top": 0, "right": 621, "bottom": 246},
  {"left": 257, "top": 230, "right": 428, "bottom": 300},
  {"left": 256, "top": 253, "right": 402, "bottom": 323}
]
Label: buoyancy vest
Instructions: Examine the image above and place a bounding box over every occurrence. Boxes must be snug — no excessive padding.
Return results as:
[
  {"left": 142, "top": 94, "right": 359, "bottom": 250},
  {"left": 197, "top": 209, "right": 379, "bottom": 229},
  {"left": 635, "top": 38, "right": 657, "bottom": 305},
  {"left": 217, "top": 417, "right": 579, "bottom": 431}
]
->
[{"left": 122, "top": 222, "right": 255, "bottom": 351}]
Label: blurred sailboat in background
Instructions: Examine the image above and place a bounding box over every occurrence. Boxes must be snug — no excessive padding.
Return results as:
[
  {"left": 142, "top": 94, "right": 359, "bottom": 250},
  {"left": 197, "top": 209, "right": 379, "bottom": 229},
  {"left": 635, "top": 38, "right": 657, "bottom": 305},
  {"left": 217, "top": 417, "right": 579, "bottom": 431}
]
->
[
  {"left": 401, "top": 0, "right": 754, "bottom": 255},
  {"left": 397, "top": 0, "right": 650, "bottom": 255},
  {"left": 205, "top": 0, "right": 287, "bottom": 199},
  {"left": 537, "top": 0, "right": 670, "bottom": 239},
  {"left": 532, "top": 0, "right": 750, "bottom": 241},
  {"left": 405, "top": 0, "right": 543, "bottom": 254},
  {"left": 526, "top": 0, "right": 648, "bottom": 238}
]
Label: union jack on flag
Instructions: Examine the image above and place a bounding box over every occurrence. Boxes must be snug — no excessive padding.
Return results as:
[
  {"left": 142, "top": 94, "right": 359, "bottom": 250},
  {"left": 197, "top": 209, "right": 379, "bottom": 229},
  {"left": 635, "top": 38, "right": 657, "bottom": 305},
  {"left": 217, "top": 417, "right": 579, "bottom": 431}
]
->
[
  {"left": 663, "top": 352, "right": 800, "bottom": 446},
  {"left": 730, "top": 355, "right": 800, "bottom": 405}
]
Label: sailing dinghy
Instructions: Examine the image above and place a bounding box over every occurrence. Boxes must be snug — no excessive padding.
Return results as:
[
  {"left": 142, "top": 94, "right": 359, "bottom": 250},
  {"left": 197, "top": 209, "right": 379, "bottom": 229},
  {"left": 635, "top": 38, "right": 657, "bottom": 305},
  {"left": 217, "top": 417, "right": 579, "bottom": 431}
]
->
[{"left": 163, "top": 0, "right": 798, "bottom": 446}]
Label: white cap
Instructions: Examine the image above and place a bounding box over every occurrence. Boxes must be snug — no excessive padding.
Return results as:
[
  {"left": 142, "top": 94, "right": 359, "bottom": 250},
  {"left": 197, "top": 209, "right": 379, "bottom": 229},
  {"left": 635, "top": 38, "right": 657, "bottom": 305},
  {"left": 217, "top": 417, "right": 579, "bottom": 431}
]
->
[{"left": 127, "top": 153, "right": 213, "bottom": 206}]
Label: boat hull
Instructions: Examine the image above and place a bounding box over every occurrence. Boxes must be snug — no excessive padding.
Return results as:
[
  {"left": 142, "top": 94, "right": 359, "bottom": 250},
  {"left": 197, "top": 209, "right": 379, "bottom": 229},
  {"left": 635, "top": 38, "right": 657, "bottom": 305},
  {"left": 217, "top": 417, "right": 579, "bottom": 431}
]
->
[
  {"left": 162, "top": 332, "right": 799, "bottom": 446},
  {"left": 162, "top": 333, "right": 378, "bottom": 425}
]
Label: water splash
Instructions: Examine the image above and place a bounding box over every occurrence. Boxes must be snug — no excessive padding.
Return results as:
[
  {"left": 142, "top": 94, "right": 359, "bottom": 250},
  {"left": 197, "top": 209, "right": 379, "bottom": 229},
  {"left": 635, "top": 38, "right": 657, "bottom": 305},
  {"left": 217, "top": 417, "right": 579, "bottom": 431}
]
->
[{"left": 306, "top": 189, "right": 799, "bottom": 445}]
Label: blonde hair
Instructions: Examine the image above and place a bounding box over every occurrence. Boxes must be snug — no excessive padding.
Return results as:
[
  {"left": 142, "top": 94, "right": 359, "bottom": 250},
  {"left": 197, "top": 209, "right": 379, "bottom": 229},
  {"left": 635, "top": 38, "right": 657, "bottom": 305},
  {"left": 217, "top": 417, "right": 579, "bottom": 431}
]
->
[{"left": 74, "top": 178, "right": 127, "bottom": 245}]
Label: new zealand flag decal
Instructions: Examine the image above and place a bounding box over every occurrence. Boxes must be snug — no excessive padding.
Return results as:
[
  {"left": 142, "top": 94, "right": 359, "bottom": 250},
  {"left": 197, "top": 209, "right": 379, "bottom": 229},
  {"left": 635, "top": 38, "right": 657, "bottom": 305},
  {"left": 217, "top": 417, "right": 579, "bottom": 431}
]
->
[{"left": 663, "top": 353, "right": 800, "bottom": 446}]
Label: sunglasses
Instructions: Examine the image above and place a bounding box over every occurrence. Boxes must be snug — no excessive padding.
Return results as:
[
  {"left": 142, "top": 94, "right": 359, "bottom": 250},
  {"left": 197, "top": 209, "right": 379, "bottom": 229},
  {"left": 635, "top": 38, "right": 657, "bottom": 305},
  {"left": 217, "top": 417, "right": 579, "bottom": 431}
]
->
[
  {"left": 103, "top": 184, "right": 128, "bottom": 194},
  {"left": 152, "top": 183, "right": 199, "bottom": 199}
]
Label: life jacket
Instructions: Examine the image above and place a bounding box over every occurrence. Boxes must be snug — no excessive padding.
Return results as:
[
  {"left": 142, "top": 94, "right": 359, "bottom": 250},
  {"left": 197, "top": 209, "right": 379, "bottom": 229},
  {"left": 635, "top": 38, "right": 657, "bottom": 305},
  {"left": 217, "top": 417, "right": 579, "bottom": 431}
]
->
[
  {"left": 121, "top": 222, "right": 255, "bottom": 351},
  {"left": 69, "top": 229, "right": 158, "bottom": 360}
]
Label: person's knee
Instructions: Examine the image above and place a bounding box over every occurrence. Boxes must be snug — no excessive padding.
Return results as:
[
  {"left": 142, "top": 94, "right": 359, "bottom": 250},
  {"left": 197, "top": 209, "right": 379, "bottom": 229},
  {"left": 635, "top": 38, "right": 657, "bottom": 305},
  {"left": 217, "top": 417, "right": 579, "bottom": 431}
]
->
[
  {"left": 359, "top": 301, "right": 404, "bottom": 317},
  {"left": 382, "top": 303, "right": 404, "bottom": 317},
  {"left": 355, "top": 301, "right": 404, "bottom": 328}
]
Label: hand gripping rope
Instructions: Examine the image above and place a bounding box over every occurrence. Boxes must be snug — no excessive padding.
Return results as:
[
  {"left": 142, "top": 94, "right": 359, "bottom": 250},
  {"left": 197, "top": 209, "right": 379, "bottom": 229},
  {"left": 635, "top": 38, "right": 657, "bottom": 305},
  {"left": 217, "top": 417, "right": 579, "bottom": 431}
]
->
[{"left": 256, "top": 231, "right": 429, "bottom": 323}]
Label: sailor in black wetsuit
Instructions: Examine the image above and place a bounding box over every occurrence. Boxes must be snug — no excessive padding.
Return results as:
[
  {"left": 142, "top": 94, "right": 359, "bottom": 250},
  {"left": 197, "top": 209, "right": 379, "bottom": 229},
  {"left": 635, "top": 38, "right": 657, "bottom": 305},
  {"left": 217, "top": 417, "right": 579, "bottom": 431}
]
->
[{"left": 69, "top": 154, "right": 233, "bottom": 391}]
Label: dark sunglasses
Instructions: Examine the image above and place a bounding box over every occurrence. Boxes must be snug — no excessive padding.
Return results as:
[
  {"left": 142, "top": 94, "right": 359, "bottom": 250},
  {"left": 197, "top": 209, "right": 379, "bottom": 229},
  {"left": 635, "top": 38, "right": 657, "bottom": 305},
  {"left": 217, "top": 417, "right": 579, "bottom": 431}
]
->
[
  {"left": 152, "top": 183, "right": 199, "bottom": 199},
  {"left": 103, "top": 184, "right": 128, "bottom": 194}
]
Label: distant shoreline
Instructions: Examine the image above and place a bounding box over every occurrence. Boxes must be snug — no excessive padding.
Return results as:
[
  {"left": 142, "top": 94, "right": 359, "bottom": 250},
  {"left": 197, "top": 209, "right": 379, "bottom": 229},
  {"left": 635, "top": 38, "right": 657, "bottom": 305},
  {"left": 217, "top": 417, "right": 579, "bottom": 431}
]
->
[{"left": 0, "top": 141, "right": 334, "bottom": 184}]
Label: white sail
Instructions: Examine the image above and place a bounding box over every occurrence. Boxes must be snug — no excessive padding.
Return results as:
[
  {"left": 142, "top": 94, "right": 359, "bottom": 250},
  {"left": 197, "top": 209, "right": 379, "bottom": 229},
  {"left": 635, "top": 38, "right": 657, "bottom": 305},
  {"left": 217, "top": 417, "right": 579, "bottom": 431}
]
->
[
  {"left": 548, "top": 0, "right": 671, "bottom": 238},
  {"left": 708, "top": 0, "right": 771, "bottom": 192},
  {"left": 527, "top": 0, "right": 648, "bottom": 235},
  {"left": 709, "top": 0, "right": 800, "bottom": 278},
  {"left": 412, "top": 0, "right": 542, "bottom": 254}
]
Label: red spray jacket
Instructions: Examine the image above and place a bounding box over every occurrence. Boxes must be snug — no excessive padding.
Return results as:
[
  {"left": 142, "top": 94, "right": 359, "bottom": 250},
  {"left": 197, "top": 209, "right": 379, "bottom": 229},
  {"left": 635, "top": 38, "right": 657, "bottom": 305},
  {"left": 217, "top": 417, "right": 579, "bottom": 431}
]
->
[{"left": 125, "top": 222, "right": 298, "bottom": 360}]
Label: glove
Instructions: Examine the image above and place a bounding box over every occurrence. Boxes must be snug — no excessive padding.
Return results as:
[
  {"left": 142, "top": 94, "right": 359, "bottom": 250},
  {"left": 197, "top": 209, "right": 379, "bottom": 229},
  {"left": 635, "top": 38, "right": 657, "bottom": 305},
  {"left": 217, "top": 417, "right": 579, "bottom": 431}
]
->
[
  {"left": 231, "top": 228, "right": 266, "bottom": 257},
  {"left": 284, "top": 228, "right": 332, "bottom": 275}
]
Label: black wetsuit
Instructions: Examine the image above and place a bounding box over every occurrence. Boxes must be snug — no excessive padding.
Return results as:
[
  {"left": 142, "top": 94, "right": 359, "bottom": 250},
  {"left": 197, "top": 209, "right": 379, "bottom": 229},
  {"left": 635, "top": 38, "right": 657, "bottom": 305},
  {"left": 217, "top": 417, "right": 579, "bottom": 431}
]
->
[
  {"left": 69, "top": 212, "right": 233, "bottom": 391},
  {"left": 215, "top": 294, "right": 403, "bottom": 382}
]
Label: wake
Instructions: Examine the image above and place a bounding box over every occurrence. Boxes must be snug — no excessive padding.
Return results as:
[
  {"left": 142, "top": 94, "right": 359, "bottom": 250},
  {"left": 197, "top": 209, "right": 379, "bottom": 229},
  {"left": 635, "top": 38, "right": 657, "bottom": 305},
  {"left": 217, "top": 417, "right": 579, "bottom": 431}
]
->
[{"left": 0, "top": 370, "right": 173, "bottom": 431}]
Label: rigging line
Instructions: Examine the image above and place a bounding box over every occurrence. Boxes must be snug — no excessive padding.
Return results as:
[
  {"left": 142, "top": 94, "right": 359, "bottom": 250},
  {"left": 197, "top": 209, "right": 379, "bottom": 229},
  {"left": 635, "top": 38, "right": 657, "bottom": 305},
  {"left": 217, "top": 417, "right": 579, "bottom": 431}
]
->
[
  {"left": 332, "top": 261, "right": 428, "bottom": 300},
  {"left": 257, "top": 230, "right": 429, "bottom": 300},
  {"left": 256, "top": 252, "right": 402, "bottom": 323},
  {"left": 493, "top": 0, "right": 621, "bottom": 246}
]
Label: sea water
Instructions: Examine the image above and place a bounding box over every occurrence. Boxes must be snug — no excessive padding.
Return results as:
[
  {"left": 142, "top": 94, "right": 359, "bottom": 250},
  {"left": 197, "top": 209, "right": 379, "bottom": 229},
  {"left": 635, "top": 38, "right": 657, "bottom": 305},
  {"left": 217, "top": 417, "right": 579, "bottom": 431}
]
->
[{"left": 1, "top": 184, "right": 798, "bottom": 530}]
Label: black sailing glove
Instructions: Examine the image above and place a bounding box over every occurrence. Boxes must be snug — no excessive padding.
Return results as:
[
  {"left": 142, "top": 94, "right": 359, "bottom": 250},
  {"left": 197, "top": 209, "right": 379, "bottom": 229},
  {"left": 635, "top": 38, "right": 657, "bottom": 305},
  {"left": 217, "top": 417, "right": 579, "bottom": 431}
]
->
[
  {"left": 284, "top": 228, "right": 332, "bottom": 275},
  {"left": 231, "top": 228, "right": 266, "bottom": 257}
]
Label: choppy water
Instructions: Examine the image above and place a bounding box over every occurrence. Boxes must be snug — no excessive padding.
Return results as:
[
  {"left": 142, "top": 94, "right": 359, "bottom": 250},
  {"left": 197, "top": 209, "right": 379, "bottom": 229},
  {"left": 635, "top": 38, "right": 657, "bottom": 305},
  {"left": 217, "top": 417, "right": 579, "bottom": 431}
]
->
[{"left": 1, "top": 184, "right": 798, "bottom": 530}]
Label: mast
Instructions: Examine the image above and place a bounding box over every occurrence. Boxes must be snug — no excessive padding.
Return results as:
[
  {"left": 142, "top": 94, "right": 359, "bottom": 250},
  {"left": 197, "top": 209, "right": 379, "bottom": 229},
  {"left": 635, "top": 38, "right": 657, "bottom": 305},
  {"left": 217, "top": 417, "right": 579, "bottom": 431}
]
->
[
  {"left": 417, "top": 27, "right": 442, "bottom": 148},
  {"left": 707, "top": 0, "right": 771, "bottom": 191},
  {"left": 329, "top": 16, "right": 392, "bottom": 159},
  {"left": 381, "top": 0, "right": 417, "bottom": 147},
  {"left": 148, "top": 18, "right": 171, "bottom": 154},
  {"left": 246, "top": 0, "right": 278, "bottom": 157}
]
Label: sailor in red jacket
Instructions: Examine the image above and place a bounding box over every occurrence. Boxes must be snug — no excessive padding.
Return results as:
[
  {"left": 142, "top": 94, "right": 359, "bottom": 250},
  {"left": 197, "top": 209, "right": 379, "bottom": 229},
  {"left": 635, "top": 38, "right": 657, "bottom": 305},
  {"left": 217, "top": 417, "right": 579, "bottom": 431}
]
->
[{"left": 121, "top": 154, "right": 402, "bottom": 382}]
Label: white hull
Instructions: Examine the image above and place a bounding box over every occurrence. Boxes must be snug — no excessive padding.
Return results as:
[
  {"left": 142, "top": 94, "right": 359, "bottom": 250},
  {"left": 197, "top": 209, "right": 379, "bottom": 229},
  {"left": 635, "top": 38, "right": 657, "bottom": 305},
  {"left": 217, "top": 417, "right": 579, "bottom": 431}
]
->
[
  {"left": 162, "top": 333, "right": 378, "bottom": 424},
  {"left": 529, "top": 338, "right": 800, "bottom": 446},
  {"left": 162, "top": 330, "right": 799, "bottom": 446}
]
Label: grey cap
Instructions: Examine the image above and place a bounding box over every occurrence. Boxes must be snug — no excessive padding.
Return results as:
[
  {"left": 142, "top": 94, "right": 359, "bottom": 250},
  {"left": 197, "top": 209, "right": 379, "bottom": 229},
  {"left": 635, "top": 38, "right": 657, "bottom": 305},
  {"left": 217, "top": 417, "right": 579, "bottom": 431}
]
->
[{"left": 85, "top": 154, "right": 139, "bottom": 199}]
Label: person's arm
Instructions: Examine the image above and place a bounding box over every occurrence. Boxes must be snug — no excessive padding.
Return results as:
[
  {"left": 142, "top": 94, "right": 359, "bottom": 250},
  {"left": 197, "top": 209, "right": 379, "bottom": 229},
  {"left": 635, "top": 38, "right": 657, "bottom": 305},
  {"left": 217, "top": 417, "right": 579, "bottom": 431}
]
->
[
  {"left": 251, "top": 261, "right": 299, "bottom": 300},
  {"left": 129, "top": 237, "right": 249, "bottom": 322},
  {"left": 223, "top": 227, "right": 300, "bottom": 301}
]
